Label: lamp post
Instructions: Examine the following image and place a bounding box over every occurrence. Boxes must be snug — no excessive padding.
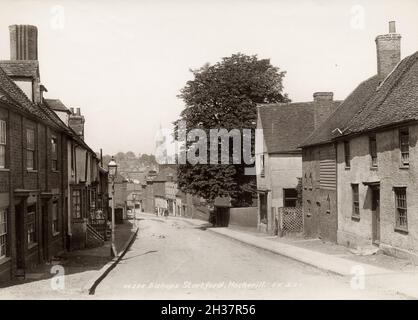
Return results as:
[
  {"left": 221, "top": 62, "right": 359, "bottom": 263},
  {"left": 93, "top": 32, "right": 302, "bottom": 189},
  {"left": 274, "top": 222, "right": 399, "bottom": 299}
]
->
[
  {"left": 108, "top": 156, "right": 118, "bottom": 257},
  {"left": 132, "top": 193, "right": 137, "bottom": 228}
]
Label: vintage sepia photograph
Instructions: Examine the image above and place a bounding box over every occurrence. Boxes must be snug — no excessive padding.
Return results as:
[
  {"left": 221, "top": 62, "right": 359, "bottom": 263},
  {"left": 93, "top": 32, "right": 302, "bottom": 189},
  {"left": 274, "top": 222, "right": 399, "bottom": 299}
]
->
[{"left": 0, "top": 0, "right": 418, "bottom": 305}]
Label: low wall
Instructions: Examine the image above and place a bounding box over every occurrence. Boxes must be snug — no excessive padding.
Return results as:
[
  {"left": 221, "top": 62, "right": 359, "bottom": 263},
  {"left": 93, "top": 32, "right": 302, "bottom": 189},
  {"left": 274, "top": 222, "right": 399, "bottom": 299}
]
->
[{"left": 229, "top": 207, "right": 258, "bottom": 228}]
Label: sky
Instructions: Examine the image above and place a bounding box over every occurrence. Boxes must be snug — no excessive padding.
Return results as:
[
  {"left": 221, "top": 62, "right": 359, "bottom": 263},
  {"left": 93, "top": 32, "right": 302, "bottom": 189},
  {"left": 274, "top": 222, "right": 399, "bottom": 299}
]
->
[{"left": 0, "top": 0, "right": 418, "bottom": 155}]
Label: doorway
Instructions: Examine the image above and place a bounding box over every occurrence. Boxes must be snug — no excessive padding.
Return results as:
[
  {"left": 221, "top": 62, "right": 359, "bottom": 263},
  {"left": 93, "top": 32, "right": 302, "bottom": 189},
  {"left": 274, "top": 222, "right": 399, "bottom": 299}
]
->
[
  {"left": 259, "top": 193, "right": 267, "bottom": 224},
  {"left": 371, "top": 186, "right": 380, "bottom": 245},
  {"left": 15, "top": 203, "right": 25, "bottom": 272},
  {"left": 42, "top": 200, "right": 49, "bottom": 261}
]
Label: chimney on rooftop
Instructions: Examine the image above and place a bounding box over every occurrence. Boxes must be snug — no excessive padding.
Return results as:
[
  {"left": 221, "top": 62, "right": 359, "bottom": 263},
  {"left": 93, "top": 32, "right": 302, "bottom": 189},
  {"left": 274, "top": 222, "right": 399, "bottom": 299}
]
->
[
  {"left": 9, "top": 25, "right": 38, "bottom": 60},
  {"left": 313, "top": 92, "right": 336, "bottom": 129},
  {"left": 69, "top": 107, "right": 85, "bottom": 140},
  {"left": 376, "top": 21, "right": 401, "bottom": 82}
]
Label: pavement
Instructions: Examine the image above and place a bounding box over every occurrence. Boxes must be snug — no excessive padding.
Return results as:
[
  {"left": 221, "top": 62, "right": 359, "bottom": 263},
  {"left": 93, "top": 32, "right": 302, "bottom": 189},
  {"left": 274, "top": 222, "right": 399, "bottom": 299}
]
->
[
  {"left": 92, "top": 214, "right": 407, "bottom": 299},
  {"left": 0, "top": 220, "right": 138, "bottom": 299}
]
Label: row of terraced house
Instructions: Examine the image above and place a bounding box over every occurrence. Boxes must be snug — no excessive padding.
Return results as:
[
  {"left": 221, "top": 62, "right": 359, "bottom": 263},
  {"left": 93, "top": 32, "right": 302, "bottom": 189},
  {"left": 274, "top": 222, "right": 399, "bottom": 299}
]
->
[
  {"left": 0, "top": 25, "right": 109, "bottom": 283},
  {"left": 255, "top": 21, "right": 418, "bottom": 262}
]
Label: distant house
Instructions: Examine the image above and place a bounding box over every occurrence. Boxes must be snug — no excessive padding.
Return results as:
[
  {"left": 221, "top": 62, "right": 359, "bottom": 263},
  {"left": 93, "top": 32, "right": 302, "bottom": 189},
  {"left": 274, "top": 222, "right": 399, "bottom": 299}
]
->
[
  {"left": 152, "top": 167, "right": 178, "bottom": 215},
  {"left": 301, "top": 22, "right": 418, "bottom": 261},
  {"left": 256, "top": 94, "right": 340, "bottom": 234},
  {"left": 110, "top": 172, "right": 128, "bottom": 220}
]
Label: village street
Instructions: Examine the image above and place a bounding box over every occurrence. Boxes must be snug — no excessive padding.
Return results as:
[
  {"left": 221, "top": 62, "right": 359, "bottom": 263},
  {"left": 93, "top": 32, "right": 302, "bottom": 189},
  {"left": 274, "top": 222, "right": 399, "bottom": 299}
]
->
[{"left": 93, "top": 214, "right": 404, "bottom": 299}]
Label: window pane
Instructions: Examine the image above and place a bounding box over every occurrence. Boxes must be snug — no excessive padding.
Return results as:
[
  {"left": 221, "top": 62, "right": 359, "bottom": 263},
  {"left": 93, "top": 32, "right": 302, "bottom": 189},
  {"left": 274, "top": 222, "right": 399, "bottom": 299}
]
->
[
  {"left": 27, "top": 204, "right": 37, "bottom": 245},
  {"left": 0, "top": 120, "right": 6, "bottom": 145},
  {"left": 0, "top": 145, "right": 5, "bottom": 168},
  {"left": 352, "top": 184, "right": 359, "bottom": 216},
  {"left": 26, "top": 129, "right": 35, "bottom": 150},
  {"left": 0, "top": 209, "right": 7, "bottom": 258},
  {"left": 72, "top": 190, "right": 81, "bottom": 218},
  {"left": 395, "top": 188, "right": 408, "bottom": 230},
  {"left": 27, "top": 150, "right": 34, "bottom": 169}
]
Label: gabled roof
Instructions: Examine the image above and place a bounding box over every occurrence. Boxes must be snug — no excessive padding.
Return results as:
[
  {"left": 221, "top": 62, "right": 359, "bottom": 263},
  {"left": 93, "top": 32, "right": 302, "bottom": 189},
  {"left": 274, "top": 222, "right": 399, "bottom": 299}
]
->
[
  {"left": 300, "top": 75, "right": 380, "bottom": 147},
  {"left": 44, "top": 99, "right": 71, "bottom": 114},
  {"left": 343, "top": 51, "right": 418, "bottom": 136},
  {"left": 258, "top": 102, "right": 316, "bottom": 153}
]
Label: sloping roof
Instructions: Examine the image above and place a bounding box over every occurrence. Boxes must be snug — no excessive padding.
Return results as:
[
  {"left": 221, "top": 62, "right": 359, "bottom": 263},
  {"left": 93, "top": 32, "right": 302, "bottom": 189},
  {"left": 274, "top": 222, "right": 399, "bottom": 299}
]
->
[
  {"left": 0, "top": 65, "right": 56, "bottom": 127},
  {"left": 343, "top": 51, "right": 418, "bottom": 135},
  {"left": 42, "top": 98, "right": 97, "bottom": 157},
  {"left": 0, "top": 63, "right": 98, "bottom": 159},
  {"left": 301, "top": 75, "right": 380, "bottom": 147},
  {"left": 0, "top": 60, "right": 40, "bottom": 78},
  {"left": 153, "top": 167, "right": 177, "bottom": 183},
  {"left": 44, "top": 99, "right": 71, "bottom": 113},
  {"left": 258, "top": 102, "right": 316, "bottom": 153}
]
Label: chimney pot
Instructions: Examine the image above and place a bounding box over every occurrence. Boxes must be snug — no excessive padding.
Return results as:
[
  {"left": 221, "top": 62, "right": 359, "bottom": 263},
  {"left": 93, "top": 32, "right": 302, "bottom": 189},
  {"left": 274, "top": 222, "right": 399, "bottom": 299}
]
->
[
  {"left": 70, "top": 107, "right": 74, "bottom": 114},
  {"left": 76, "top": 108, "right": 81, "bottom": 116},
  {"left": 9, "top": 25, "right": 38, "bottom": 60},
  {"left": 389, "top": 21, "right": 396, "bottom": 33}
]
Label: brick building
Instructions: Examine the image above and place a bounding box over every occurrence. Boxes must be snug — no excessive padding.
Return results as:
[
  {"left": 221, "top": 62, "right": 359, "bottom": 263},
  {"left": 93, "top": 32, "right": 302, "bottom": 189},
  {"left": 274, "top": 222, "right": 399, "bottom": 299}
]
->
[
  {"left": 0, "top": 25, "right": 109, "bottom": 282},
  {"left": 0, "top": 25, "right": 70, "bottom": 281}
]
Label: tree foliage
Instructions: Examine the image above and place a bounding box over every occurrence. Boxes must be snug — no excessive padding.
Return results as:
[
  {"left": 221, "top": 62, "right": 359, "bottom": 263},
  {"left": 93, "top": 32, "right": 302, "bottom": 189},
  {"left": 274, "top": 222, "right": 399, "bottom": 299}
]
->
[{"left": 175, "top": 53, "right": 289, "bottom": 206}]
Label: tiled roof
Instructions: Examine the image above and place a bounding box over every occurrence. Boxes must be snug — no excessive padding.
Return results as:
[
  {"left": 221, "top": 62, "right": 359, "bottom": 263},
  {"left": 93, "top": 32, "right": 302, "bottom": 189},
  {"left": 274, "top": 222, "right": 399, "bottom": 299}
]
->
[
  {"left": 0, "top": 65, "right": 56, "bottom": 127},
  {"left": 343, "top": 51, "right": 418, "bottom": 135},
  {"left": 42, "top": 98, "right": 97, "bottom": 157},
  {"left": 258, "top": 102, "right": 316, "bottom": 153},
  {"left": 0, "top": 60, "right": 40, "bottom": 78},
  {"left": 44, "top": 99, "right": 71, "bottom": 113},
  {"left": 0, "top": 64, "right": 98, "bottom": 159},
  {"left": 300, "top": 75, "right": 380, "bottom": 147}
]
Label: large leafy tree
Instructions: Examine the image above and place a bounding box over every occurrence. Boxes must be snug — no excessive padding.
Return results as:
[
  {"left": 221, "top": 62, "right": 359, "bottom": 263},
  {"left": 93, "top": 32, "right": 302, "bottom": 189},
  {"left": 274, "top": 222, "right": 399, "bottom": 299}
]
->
[{"left": 175, "top": 53, "right": 289, "bottom": 206}]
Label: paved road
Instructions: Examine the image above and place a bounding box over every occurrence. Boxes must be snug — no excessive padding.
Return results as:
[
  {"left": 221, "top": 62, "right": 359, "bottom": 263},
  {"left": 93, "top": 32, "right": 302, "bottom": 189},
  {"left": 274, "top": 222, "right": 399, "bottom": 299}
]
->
[{"left": 94, "top": 215, "right": 403, "bottom": 299}]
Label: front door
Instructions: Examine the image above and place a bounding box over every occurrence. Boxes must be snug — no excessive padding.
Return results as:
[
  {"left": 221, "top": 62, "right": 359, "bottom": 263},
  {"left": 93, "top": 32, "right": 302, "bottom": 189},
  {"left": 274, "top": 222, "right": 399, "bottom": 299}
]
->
[
  {"left": 42, "top": 200, "right": 49, "bottom": 261},
  {"left": 259, "top": 194, "right": 267, "bottom": 224},
  {"left": 372, "top": 187, "right": 380, "bottom": 244},
  {"left": 15, "top": 203, "right": 25, "bottom": 271}
]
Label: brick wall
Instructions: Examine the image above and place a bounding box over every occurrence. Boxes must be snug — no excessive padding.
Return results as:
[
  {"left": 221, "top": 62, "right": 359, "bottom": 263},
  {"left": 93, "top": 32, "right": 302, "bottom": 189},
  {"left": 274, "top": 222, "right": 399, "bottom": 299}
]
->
[{"left": 0, "top": 104, "right": 67, "bottom": 282}]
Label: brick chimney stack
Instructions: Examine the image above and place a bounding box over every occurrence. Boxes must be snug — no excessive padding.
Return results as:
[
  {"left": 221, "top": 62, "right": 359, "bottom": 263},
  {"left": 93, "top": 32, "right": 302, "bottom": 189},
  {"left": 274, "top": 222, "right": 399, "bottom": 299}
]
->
[
  {"left": 69, "top": 107, "right": 85, "bottom": 140},
  {"left": 9, "top": 25, "right": 38, "bottom": 60},
  {"left": 313, "top": 92, "right": 335, "bottom": 129},
  {"left": 376, "top": 21, "right": 401, "bottom": 82}
]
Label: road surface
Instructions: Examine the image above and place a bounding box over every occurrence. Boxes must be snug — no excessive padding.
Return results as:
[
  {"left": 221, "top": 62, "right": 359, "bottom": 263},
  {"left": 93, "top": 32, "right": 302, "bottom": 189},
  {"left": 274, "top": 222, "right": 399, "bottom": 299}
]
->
[{"left": 94, "top": 215, "right": 404, "bottom": 299}]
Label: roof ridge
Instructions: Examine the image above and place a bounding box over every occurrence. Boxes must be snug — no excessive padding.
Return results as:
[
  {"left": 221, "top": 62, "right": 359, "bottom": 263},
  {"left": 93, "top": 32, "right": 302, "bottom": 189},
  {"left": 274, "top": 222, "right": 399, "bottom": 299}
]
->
[{"left": 343, "top": 51, "right": 418, "bottom": 135}]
